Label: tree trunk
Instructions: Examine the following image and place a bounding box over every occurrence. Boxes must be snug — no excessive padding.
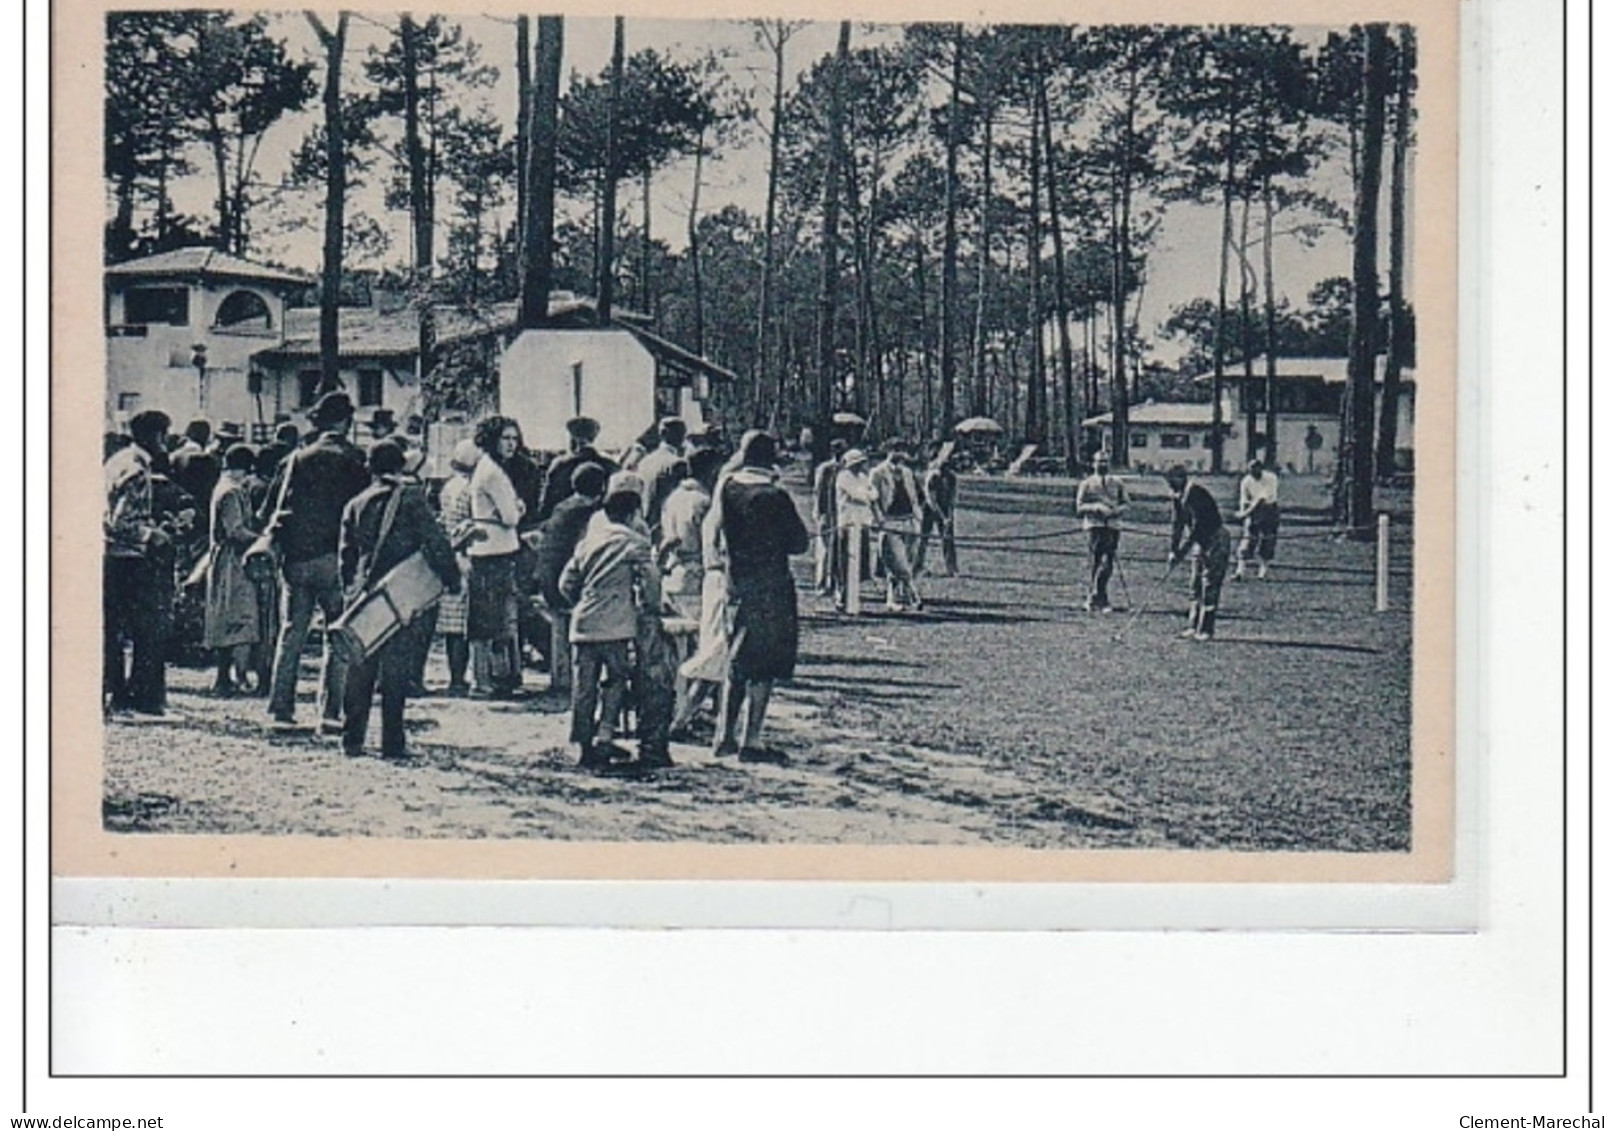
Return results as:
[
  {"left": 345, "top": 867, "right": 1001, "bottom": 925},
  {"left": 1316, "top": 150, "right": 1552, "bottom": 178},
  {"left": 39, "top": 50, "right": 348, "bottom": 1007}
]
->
[
  {"left": 1039, "top": 80, "right": 1077, "bottom": 466},
  {"left": 915, "top": 236, "right": 935, "bottom": 440},
  {"left": 1262, "top": 169, "right": 1279, "bottom": 468},
  {"left": 1239, "top": 193, "right": 1256, "bottom": 462},
  {"left": 519, "top": 16, "right": 563, "bottom": 329},
  {"left": 597, "top": 17, "right": 625, "bottom": 325},
  {"left": 755, "top": 29, "right": 786, "bottom": 433},
  {"left": 1376, "top": 24, "right": 1413, "bottom": 481},
  {"left": 641, "top": 170, "right": 654, "bottom": 320},
  {"left": 1346, "top": 23, "right": 1391, "bottom": 531},
  {"left": 402, "top": 17, "right": 436, "bottom": 387},
  {"left": 515, "top": 16, "right": 530, "bottom": 259},
  {"left": 306, "top": 13, "right": 348, "bottom": 397},
  {"left": 688, "top": 137, "right": 706, "bottom": 356},
  {"left": 814, "top": 22, "right": 851, "bottom": 445},
  {"left": 1109, "top": 64, "right": 1139, "bottom": 468},
  {"left": 938, "top": 24, "right": 964, "bottom": 440},
  {"left": 1210, "top": 97, "right": 1238, "bottom": 474},
  {"left": 970, "top": 108, "right": 994, "bottom": 419},
  {"left": 1026, "top": 105, "right": 1046, "bottom": 448}
]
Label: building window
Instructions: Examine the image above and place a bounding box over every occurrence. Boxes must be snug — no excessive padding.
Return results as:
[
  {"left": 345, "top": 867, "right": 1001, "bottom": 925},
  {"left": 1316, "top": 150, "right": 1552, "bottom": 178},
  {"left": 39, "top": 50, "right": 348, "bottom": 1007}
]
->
[
  {"left": 357, "top": 368, "right": 384, "bottom": 407},
  {"left": 298, "top": 369, "right": 321, "bottom": 408},
  {"left": 1160, "top": 432, "right": 1192, "bottom": 449},
  {"left": 214, "top": 289, "right": 273, "bottom": 332},
  {"left": 123, "top": 286, "right": 189, "bottom": 327},
  {"left": 1129, "top": 431, "right": 1149, "bottom": 449},
  {"left": 1202, "top": 432, "right": 1215, "bottom": 449},
  {"left": 117, "top": 392, "right": 141, "bottom": 413}
]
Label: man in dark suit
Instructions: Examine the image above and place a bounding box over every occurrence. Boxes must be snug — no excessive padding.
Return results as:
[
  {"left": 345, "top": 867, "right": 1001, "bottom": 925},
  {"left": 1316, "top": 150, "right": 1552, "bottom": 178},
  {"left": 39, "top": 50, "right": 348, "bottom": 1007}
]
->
[
  {"left": 536, "top": 416, "right": 618, "bottom": 524},
  {"left": 1165, "top": 464, "right": 1232, "bottom": 642},
  {"left": 256, "top": 391, "right": 372, "bottom": 729}
]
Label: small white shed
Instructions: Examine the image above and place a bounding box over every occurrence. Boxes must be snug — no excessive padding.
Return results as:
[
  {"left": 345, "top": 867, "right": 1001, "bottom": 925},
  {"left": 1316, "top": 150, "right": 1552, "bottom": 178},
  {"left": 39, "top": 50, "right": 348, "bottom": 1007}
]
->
[{"left": 498, "top": 324, "right": 733, "bottom": 454}]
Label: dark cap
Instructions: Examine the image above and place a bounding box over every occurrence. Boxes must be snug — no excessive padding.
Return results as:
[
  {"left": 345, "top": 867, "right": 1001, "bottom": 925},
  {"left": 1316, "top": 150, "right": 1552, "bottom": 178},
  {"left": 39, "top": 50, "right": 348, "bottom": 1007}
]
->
[
  {"left": 571, "top": 462, "right": 608, "bottom": 497},
  {"left": 309, "top": 391, "right": 355, "bottom": 429},
  {"left": 368, "top": 437, "right": 407, "bottom": 475},
  {"left": 565, "top": 416, "right": 600, "bottom": 441}
]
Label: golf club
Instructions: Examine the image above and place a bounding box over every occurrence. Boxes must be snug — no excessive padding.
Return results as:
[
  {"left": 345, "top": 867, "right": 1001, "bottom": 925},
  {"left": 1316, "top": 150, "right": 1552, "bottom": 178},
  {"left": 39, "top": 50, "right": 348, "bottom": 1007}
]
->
[{"left": 1111, "top": 558, "right": 1178, "bottom": 643}]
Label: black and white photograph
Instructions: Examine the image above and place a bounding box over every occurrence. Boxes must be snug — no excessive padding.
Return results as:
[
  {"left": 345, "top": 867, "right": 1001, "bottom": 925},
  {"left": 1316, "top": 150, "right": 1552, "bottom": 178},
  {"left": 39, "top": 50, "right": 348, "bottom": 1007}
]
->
[{"left": 76, "top": 6, "right": 1453, "bottom": 872}]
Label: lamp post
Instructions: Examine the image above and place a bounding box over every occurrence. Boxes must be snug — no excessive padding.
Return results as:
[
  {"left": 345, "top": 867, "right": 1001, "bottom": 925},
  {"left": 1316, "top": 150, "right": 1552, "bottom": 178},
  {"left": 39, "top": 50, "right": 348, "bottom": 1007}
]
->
[{"left": 191, "top": 343, "right": 209, "bottom": 415}]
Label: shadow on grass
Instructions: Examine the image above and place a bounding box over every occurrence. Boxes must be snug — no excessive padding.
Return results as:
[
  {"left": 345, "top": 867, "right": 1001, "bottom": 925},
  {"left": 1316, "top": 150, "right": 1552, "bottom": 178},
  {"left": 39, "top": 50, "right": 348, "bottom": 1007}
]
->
[
  {"left": 797, "top": 651, "right": 926, "bottom": 670},
  {"left": 1217, "top": 637, "right": 1382, "bottom": 656}
]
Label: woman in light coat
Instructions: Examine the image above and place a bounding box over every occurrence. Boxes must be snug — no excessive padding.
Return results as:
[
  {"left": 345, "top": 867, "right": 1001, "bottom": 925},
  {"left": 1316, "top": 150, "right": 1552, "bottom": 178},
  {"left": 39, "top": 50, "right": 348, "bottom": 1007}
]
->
[{"left": 203, "top": 444, "right": 261, "bottom": 694}]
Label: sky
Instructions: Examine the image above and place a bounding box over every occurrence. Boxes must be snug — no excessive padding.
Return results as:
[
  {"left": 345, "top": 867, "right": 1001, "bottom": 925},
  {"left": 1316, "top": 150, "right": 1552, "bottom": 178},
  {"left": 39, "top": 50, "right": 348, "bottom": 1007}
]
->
[{"left": 148, "top": 14, "right": 1393, "bottom": 365}]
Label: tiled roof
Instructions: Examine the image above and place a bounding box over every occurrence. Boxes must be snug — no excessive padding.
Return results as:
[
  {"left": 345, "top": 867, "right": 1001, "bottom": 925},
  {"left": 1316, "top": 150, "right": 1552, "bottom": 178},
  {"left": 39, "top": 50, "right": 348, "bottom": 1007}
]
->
[
  {"left": 263, "top": 303, "right": 522, "bottom": 359},
  {"left": 1192, "top": 355, "right": 1416, "bottom": 385},
  {"left": 1082, "top": 398, "right": 1236, "bottom": 428},
  {"left": 258, "top": 297, "right": 662, "bottom": 361},
  {"left": 105, "top": 247, "right": 310, "bottom": 287}
]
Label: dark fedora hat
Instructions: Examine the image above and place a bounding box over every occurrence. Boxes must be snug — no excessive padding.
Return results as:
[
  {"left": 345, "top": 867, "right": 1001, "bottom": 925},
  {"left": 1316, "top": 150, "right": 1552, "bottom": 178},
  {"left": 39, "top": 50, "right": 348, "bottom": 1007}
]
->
[{"left": 308, "top": 391, "right": 355, "bottom": 428}]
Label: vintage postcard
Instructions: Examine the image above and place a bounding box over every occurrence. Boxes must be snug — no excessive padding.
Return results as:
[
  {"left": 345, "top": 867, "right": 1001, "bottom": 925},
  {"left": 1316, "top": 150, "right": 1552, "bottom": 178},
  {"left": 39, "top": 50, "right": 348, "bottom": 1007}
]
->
[{"left": 53, "top": 0, "right": 1459, "bottom": 894}]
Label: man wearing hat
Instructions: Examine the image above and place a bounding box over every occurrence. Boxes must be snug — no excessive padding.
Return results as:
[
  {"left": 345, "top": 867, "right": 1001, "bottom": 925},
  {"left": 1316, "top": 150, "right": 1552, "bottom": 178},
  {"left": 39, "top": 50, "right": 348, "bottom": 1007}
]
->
[
  {"left": 870, "top": 441, "right": 924, "bottom": 611},
  {"left": 532, "top": 462, "right": 609, "bottom": 694},
  {"left": 537, "top": 416, "right": 619, "bottom": 524},
  {"left": 338, "top": 438, "right": 461, "bottom": 760},
  {"left": 832, "top": 447, "right": 878, "bottom": 612},
  {"left": 1233, "top": 457, "right": 1280, "bottom": 580},
  {"left": 105, "top": 409, "right": 176, "bottom": 714},
  {"left": 256, "top": 390, "right": 371, "bottom": 728},
  {"left": 810, "top": 439, "right": 847, "bottom": 594},
  {"left": 558, "top": 470, "right": 666, "bottom": 771},
  {"left": 632, "top": 417, "right": 689, "bottom": 532}
]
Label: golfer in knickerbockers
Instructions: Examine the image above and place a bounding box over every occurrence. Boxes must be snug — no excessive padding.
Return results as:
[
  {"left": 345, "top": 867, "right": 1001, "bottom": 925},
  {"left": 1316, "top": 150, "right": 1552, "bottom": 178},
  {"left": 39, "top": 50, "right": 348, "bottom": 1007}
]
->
[{"left": 1164, "top": 465, "right": 1231, "bottom": 642}]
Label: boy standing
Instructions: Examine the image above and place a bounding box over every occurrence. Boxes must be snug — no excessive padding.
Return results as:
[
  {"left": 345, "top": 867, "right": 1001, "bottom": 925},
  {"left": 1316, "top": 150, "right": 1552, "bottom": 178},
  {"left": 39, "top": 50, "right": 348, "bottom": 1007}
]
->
[{"left": 559, "top": 473, "right": 663, "bottom": 771}]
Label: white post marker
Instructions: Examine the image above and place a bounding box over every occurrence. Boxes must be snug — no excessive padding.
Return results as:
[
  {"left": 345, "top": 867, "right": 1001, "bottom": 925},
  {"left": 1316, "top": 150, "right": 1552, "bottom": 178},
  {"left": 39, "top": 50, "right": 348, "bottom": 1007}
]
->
[
  {"left": 847, "top": 529, "right": 863, "bottom": 615},
  {"left": 1375, "top": 513, "right": 1390, "bottom": 613}
]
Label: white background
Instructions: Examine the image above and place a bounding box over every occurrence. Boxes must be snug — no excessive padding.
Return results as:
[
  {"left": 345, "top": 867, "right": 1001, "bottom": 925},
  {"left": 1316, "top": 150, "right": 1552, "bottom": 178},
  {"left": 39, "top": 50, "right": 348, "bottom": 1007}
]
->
[{"left": 13, "top": 0, "right": 1598, "bottom": 1124}]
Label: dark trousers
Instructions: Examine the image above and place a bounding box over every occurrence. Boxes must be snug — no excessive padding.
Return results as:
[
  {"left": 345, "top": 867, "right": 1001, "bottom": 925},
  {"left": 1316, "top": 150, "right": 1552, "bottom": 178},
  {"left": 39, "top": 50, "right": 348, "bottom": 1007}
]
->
[
  {"left": 104, "top": 556, "right": 170, "bottom": 713},
  {"left": 633, "top": 622, "right": 677, "bottom": 759},
  {"left": 570, "top": 639, "right": 633, "bottom": 746},
  {"left": 916, "top": 508, "right": 956, "bottom": 575},
  {"left": 1087, "top": 527, "right": 1120, "bottom": 607},
  {"left": 1240, "top": 502, "right": 1280, "bottom": 563},
  {"left": 343, "top": 619, "right": 428, "bottom": 758},
  {"left": 1189, "top": 527, "right": 1232, "bottom": 637}
]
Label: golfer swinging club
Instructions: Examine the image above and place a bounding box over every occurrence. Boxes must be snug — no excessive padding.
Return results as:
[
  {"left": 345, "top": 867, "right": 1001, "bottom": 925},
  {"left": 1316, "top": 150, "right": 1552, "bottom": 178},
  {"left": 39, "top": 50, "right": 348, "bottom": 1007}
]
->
[{"left": 1164, "top": 464, "right": 1231, "bottom": 642}]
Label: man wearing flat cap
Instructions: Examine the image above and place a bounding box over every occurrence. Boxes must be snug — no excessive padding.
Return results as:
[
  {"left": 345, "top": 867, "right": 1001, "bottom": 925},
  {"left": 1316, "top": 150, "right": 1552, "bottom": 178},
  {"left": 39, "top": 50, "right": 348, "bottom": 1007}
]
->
[
  {"left": 537, "top": 415, "right": 619, "bottom": 524},
  {"left": 255, "top": 390, "right": 371, "bottom": 729}
]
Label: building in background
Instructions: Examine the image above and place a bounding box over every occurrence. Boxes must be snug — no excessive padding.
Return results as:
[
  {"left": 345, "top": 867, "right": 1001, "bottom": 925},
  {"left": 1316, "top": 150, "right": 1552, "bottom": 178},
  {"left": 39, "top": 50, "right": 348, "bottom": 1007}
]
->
[
  {"left": 106, "top": 247, "right": 732, "bottom": 453},
  {"left": 1083, "top": 397, "right": 1239, "bottom": 474},
  {"left": 104, "top": 248, "right": 307, "bottom": 432}
]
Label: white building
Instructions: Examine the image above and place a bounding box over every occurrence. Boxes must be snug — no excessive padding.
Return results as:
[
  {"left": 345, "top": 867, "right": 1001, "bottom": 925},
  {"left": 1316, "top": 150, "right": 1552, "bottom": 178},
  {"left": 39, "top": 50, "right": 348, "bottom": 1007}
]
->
[
  {"left": 1195, "top": 355, "right": 1417, "bottom": 475},
  {"left": 104, "top": 248, "right": 307, "bottom": 431},
  {"left": 1083, "top": 397, "right": 1240, "bottom": 474},
  {"left": 106, "top": 248, "right": 734, "bottom": 451},
  {"left": 498, "top": 321, "right": 733, "bottom": 455}
]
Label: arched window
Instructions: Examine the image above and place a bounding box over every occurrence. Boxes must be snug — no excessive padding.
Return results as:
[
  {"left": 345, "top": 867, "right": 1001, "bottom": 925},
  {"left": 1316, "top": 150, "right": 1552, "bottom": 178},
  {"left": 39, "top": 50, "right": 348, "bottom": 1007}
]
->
[{"left": 214, "top": 289, "right": 273, "bottom": 332}]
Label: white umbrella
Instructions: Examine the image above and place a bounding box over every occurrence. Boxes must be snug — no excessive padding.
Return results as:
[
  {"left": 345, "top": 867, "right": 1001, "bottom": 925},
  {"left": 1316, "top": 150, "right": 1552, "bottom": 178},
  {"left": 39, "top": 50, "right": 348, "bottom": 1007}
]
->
[
  {"left": 831, "top": 411, "right": 867, "bottom": 427},
  {"left": 954, "top": 416, "right": 1004, "bottom": 435}
]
